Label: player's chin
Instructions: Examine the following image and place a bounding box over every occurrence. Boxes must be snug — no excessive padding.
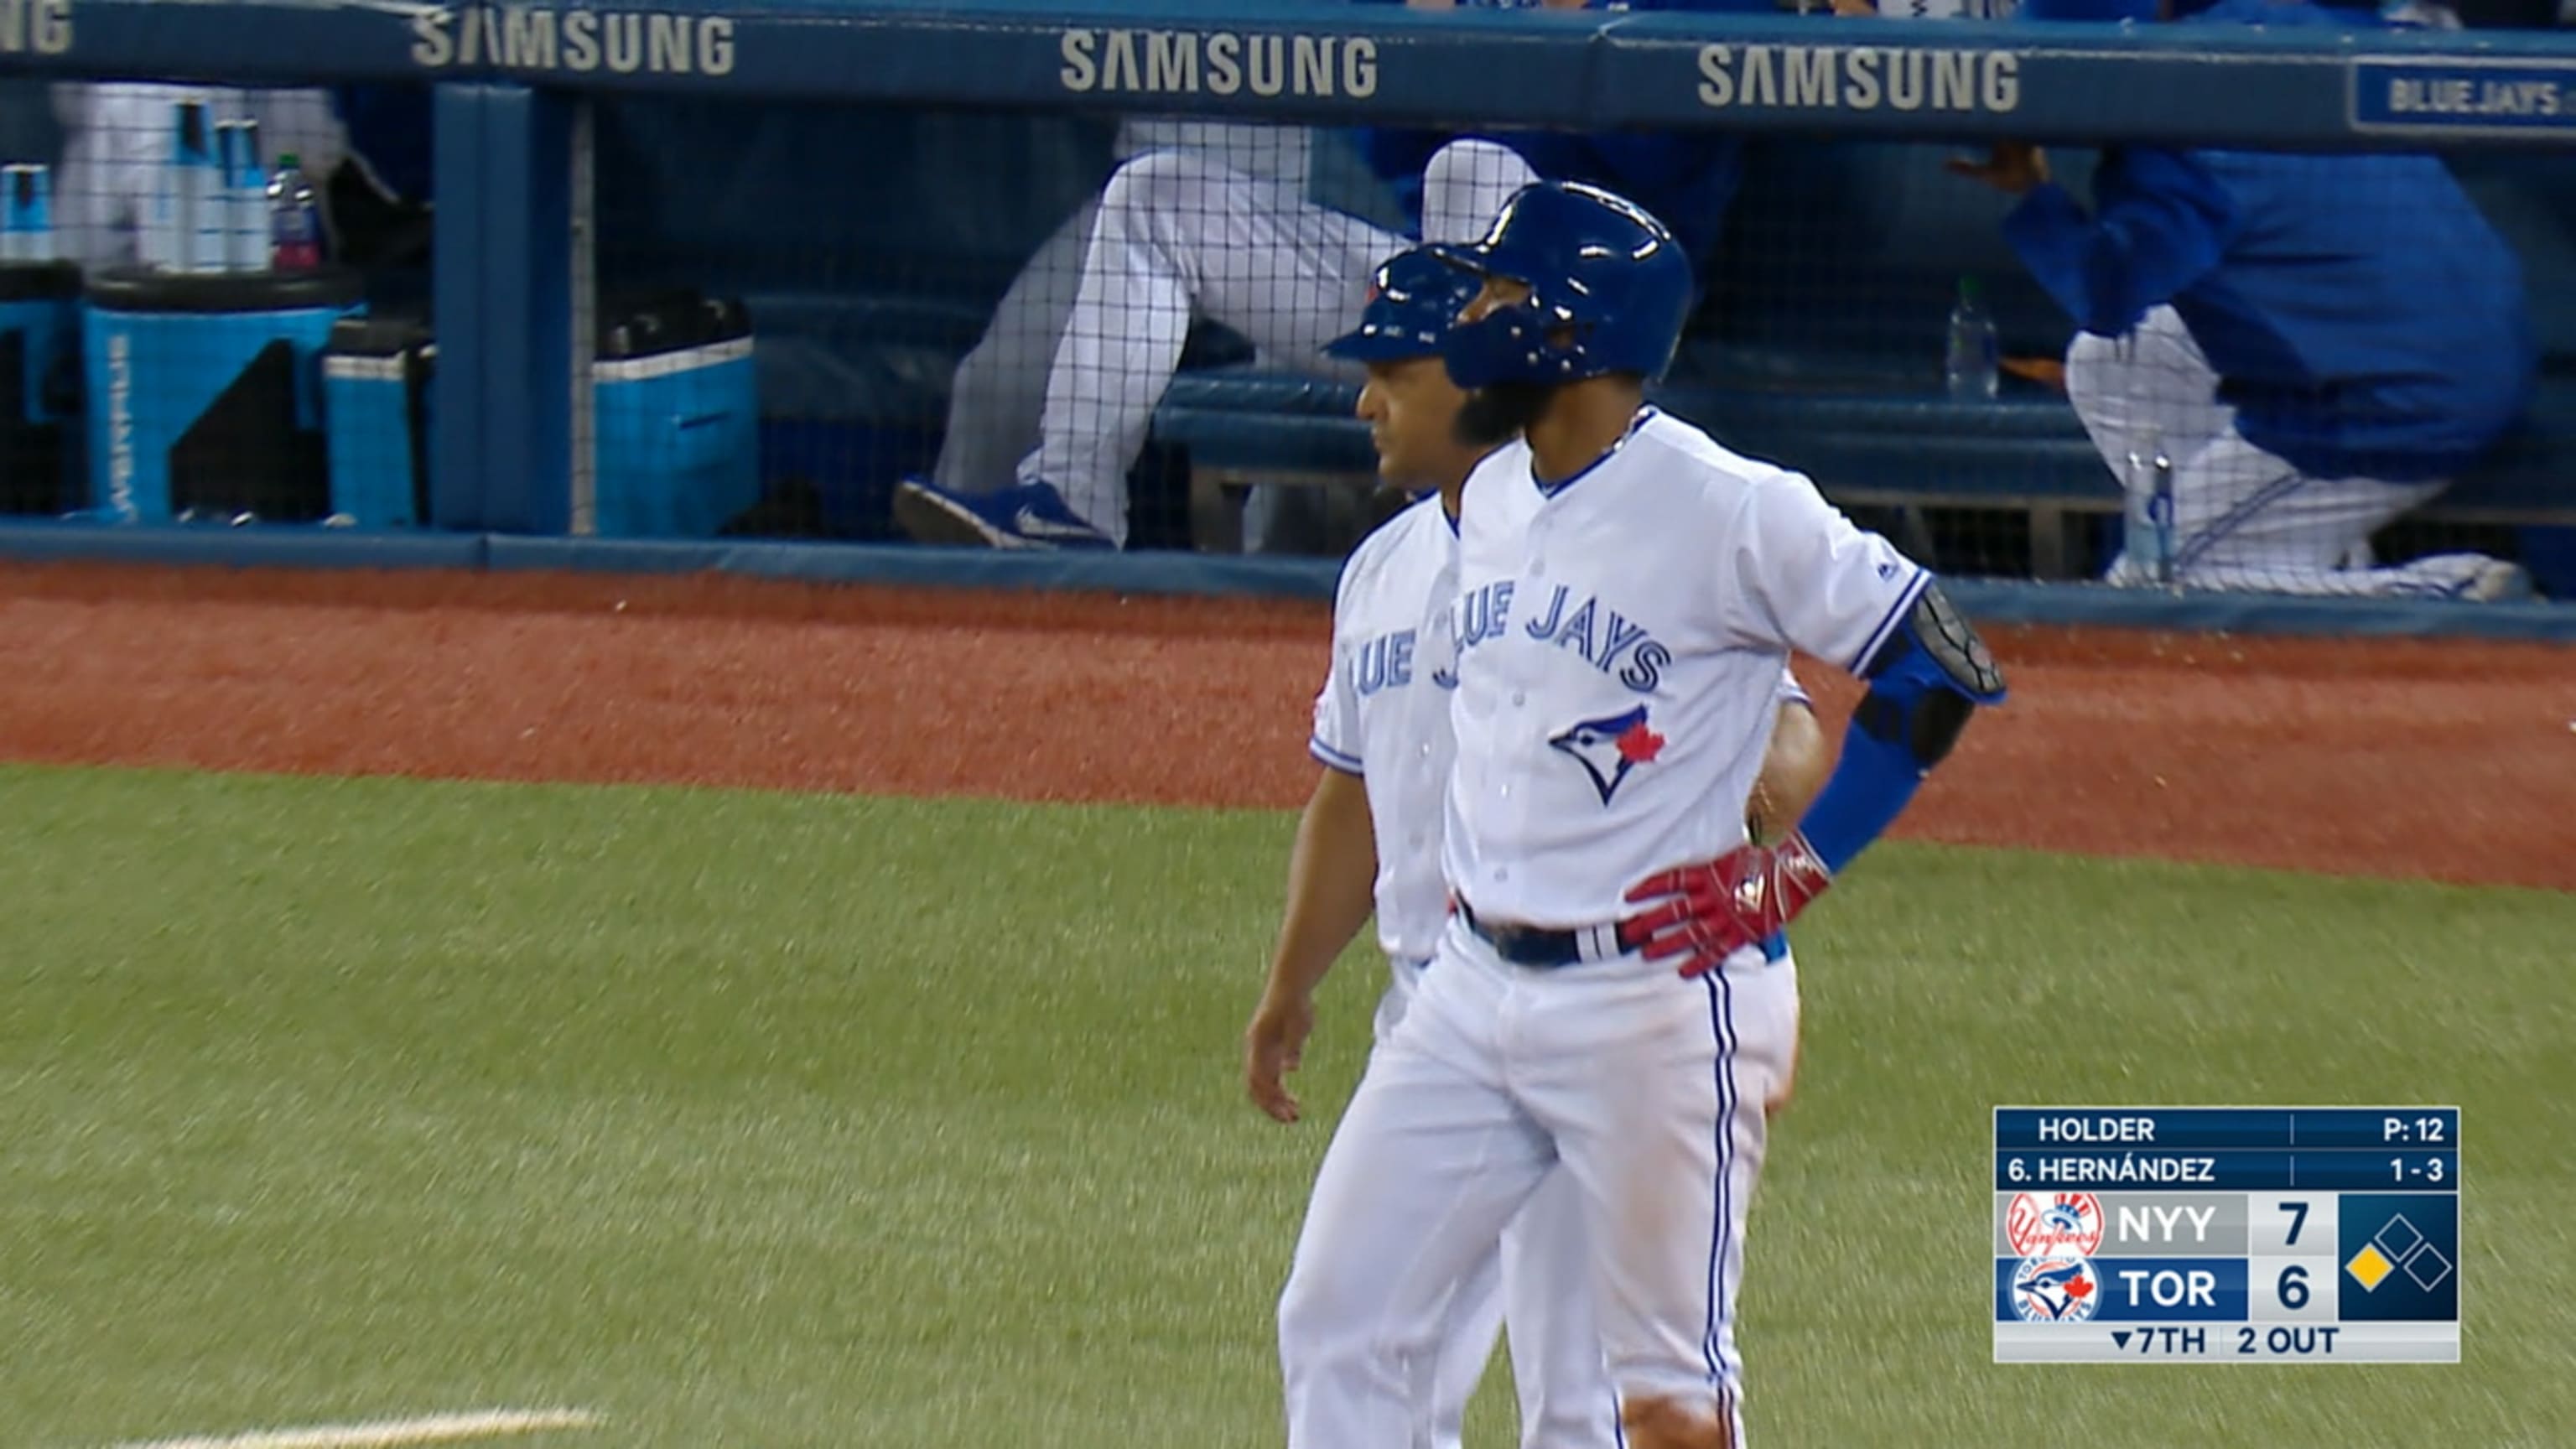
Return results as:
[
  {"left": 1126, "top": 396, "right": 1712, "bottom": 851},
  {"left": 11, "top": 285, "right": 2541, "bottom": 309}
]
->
[{"left": 1453, "top": 382, "right": 1550, "bottom": 449}]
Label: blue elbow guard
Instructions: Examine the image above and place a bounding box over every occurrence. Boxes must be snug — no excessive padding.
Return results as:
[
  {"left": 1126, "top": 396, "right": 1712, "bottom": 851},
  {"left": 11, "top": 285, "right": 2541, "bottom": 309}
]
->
[{"left": 1799, "top": 586, "right": 2005, "bottom": 873}]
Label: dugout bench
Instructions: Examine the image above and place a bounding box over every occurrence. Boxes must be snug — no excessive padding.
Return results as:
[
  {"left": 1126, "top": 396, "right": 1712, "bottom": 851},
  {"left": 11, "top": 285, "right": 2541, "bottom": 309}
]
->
[{"left": 1154, "top": 372, "right": 2576, "bottom": 584}]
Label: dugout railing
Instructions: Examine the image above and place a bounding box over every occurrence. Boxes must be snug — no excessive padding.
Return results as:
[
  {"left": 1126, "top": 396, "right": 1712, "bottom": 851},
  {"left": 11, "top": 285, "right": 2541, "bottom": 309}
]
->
[{"left": 3, "top": 0, "right": 2574, "bottom": 611}]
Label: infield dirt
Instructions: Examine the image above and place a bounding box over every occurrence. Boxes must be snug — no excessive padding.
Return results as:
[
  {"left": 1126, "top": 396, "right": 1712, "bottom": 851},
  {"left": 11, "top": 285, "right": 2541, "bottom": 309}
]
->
[{"left": 0, "top": 562, "right": 2567, "bottom": 890}]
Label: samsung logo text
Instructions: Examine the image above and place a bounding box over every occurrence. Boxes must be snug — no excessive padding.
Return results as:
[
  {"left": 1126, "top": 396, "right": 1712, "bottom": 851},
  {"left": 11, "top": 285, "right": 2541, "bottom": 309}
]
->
[
  {"left": 1060, "top": 29, "right": 1377, "bottom": 99},
  {"left": 0, "top": 0, "right": 73, "bottom": 55},
  {"left": 413, "top": 5, "right": 736, "bottom": 76},
  {"left": 1697, "top": 44, "right": 2018, "bottom": 114}
]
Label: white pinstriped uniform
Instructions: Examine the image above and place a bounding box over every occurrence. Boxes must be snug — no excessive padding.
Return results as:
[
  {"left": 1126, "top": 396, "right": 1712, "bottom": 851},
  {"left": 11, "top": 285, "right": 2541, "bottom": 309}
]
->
[
  {"left": 1291, "top": 488, "right": 1815, "bottom": 1449},
  {"left": 1283, "top": 410, "right": 1924, "bottom": 1446}
]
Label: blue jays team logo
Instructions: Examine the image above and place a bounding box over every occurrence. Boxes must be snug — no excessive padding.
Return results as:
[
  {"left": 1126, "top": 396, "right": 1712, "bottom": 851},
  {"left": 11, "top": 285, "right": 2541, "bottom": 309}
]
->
[
  {"left": 2010, "top": 1254, "right": 2101, "bottom": 1324},
  {"left": 1547, "top": 706, "right": 1665, "bottom": 805}
]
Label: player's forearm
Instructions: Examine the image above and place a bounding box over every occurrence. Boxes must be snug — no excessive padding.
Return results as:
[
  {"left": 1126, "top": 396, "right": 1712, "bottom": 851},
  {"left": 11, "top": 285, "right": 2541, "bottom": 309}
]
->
[
  {"left": 1263, "top": 768, "right": 1380, "bottom": 1005},
  {"left": 1750, "top": 700, "right": 1830, "bottom": 847}
]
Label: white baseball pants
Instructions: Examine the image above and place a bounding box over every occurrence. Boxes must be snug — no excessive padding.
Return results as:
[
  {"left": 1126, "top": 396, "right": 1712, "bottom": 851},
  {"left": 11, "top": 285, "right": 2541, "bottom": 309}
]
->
[
  {"left": 931, "top": 198, "right": 1098, "bottom": 497},
  {"left": 1281, "top": 922, "right": 1799, "bottom": 1448},
  {"left": 2067, "top": 306, "right": 2505, "bottom": 598},
  {"left": 1014, "top": 141, "right": 1540, "bottom": 545},
  {"left": 1365, "top": 958, "right": 1620, "bottom": 1449}
]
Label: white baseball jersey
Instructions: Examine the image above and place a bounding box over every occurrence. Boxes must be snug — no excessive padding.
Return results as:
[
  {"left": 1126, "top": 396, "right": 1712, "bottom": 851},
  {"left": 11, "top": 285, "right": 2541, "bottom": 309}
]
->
[
  {"left": 1311, "top": 497, "right": 1465, "bottom": 969},
  {"left": 1445, "top": 407, "right": 1928, "bottom": 929},
  {"left": 1314, "top": 493, "right": 1819, "bottom": 969}
]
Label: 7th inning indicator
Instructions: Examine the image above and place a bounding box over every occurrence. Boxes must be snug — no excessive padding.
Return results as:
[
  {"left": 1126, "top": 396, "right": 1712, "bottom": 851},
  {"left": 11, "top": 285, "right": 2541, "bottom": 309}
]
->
[{"left": 1992, "top": 1107, "right": 2460, "bottom": 1364}]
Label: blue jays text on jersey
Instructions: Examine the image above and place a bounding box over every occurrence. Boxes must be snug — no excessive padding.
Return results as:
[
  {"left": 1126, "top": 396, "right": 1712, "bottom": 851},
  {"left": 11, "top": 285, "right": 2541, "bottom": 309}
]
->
[
  {"left": 1349, "top": 624, "right": 1464, "bottom": 695},
  {"left": 1455, "top": 579, "right": 1668, "bottom": 694}
]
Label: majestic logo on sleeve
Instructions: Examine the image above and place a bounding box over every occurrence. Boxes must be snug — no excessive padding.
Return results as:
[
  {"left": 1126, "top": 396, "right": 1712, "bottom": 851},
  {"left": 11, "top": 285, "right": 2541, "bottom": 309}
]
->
[{"left": 1547, "top": 706, "right": 1666, "bottom": 805}]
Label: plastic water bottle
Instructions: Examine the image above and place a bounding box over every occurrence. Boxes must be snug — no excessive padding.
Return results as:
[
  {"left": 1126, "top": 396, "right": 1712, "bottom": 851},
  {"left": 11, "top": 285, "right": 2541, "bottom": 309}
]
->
[
  {"left": 267, "top": 153, "right": 322, "bottom": 271},
  {"left": 1944, "top": 275, "right": 1999, "bottom": 402},
  {"left": 2125, "top": 439, "right": 2178, "bottom": 586}
]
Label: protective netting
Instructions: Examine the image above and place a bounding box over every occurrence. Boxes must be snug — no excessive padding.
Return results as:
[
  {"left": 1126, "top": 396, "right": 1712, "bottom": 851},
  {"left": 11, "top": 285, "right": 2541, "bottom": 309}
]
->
[
  {"left": 6, "top": 1, "right": 2573, "bottom": 607},
  {"left": 589, "top": 89, "right": 2566, "bottom": 604}
]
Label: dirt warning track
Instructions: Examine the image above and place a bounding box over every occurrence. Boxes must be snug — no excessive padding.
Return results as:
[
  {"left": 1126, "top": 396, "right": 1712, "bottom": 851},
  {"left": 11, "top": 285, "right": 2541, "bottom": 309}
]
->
[{"left": 0, "top": 563, "right": 2567, "bottom": 891}]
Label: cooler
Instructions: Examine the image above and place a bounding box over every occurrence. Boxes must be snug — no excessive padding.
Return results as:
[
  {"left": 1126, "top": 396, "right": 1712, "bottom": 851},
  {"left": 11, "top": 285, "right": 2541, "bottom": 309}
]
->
[
  {"left": 321, "top": 314, "right": 434, "bottom": 527},
  {"left": 81, "top": 266, "right": 363, "bottom": 523},
  {"left": 593, "top": 293, "right": 757, "bottom": 538},
  {"left": 0, "top": 259, "right": 81, "bottom": 515}
]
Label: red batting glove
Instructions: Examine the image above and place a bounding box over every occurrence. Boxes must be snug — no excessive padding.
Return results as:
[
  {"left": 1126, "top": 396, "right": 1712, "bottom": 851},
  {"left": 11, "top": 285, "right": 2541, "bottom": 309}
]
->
[{"left": 1622, "top": 834, "right": 1835, "bottom": 979}]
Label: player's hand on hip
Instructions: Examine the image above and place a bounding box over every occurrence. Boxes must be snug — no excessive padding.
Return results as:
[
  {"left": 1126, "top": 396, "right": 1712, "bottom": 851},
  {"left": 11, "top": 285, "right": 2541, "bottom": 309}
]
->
[
  {"left": 1244, "top": 991, "right": 1317, "bottom": 1124},
  {"left": 1623, "top": 834, "right": 1834, "bottom": 979}
]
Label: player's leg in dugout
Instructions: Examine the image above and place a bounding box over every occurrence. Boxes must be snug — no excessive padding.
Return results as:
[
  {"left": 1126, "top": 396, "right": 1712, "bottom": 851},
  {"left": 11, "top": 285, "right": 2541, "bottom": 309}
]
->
[
  {"left": 930, "top": 199, "right": 1098, "bottom": 497},
  {"left": 2064, "top": 307, "right": 2514, "bottom": 599},
  {"left": 1019, "top": 148, "right": 1403, "bottom": 546},
  {"left": 2064, "top": 304, "right": 2232, "bottom": 585},
  {"left": 1510, "top": 937, "right": 1798, "bottom": 1449},
  {"left": 1280, "top": 928, "right": 1554, "bottom": 1449},
  {"left": 2146, "top": 433, "right": 2508, "bottom": 598}
]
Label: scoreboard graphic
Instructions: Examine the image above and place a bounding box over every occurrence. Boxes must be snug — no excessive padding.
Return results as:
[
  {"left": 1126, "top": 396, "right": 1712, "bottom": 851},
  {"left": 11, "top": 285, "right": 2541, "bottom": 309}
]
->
[{"left": 1992, "top": 1107, "right": 2459, "bottom": 1363}]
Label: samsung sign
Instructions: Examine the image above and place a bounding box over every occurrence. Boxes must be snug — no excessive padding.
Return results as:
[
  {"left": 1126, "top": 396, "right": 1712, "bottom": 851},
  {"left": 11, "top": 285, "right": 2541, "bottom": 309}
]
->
[
  {"left": 0, "top": 0, "right": 73, "bottom": 55},
  {"left": 1059, "top": 29, "right": 1379, "bottom": 100},
  {"left": 1698, "top": 44, "right": 2021, "bottom": 115},
  {"left": 412, "top": 5, "right": 736, "bottom": 75}
]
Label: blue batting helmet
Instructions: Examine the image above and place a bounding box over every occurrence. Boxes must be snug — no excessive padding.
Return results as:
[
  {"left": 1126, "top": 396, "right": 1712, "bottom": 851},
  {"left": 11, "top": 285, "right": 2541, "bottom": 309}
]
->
[
  {"left": 1426, "top": 180, "right": 1695, "bottom": 390},
  {"left": 1323, "top": 248, "right": 1487, "bottom": 363}
]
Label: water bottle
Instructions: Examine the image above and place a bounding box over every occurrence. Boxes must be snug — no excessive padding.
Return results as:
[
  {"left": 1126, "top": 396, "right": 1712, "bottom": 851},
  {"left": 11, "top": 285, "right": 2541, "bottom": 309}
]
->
[
  {"left": 267, "top": 153, "right": 322, "bottom": 272},
  {"left": 1944, "top": 275, "right": 1999, "bottom": 402},
  {"left": 2124, "top": 439, "right": 2178, "bottom": 586}
]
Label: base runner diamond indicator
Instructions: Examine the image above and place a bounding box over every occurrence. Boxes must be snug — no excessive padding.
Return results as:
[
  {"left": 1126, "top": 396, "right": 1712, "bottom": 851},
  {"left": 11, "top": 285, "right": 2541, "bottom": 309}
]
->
[
  {"left": 2404, "top": 1242, "right": 2454, "bottom": 1292},
  {"left": 2346, "top": 1244, "right": 2396, "bottom": 1291}
]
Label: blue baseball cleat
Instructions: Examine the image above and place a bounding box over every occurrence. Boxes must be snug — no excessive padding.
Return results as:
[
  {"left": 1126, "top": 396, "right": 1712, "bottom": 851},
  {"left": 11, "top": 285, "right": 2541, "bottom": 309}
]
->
[{"left": 892, "top": 478, "right": 1114, "bottom": 551}]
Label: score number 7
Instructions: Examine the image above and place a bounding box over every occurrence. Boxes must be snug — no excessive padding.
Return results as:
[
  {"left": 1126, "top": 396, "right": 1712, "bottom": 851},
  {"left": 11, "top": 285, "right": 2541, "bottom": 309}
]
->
[{"left": 2280, "top": 1200, "right": 2309, "bottom": 1245}]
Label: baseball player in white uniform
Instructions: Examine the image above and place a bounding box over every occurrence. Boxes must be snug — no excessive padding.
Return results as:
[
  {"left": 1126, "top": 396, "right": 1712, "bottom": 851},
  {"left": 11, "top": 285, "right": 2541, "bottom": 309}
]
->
[
  {"left": 1274, "top": 183, "right": 2006, "bottom": 1449},
  {"left": 1247, "top": 250, "right": 1830, "bottom": 1449}
]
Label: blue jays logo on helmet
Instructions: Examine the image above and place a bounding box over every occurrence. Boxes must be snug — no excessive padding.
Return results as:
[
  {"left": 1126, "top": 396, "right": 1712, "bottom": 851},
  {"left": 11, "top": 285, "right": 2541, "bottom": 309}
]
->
[
  {"left": 1547, "top": 704, "right": 1666, "bottom": 806},
  {"left": 1323, "top": 248, "right": 1488, "bottom": 364},
  {"left": 1427, "top": 180, "right": 1696, "bottom": 392}
]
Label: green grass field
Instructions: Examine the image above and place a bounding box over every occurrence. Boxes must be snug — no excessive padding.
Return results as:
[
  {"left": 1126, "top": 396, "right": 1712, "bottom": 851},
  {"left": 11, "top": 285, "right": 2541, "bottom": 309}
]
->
[{"left": 3, "top": 761, "right": 2569, "bottom": 1446}]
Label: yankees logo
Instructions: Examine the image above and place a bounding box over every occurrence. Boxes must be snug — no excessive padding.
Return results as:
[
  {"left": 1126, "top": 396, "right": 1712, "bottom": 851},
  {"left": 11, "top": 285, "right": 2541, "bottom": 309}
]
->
[{"left": 2004, "top": 1192, "right": 2105, "bottom": 1259}]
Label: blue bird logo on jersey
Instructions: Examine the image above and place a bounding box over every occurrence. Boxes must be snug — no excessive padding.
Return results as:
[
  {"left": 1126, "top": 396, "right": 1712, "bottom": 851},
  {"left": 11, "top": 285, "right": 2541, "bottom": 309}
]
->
[{"left": 1547, "top": 705, "right": 1666, "bottom": 806}]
